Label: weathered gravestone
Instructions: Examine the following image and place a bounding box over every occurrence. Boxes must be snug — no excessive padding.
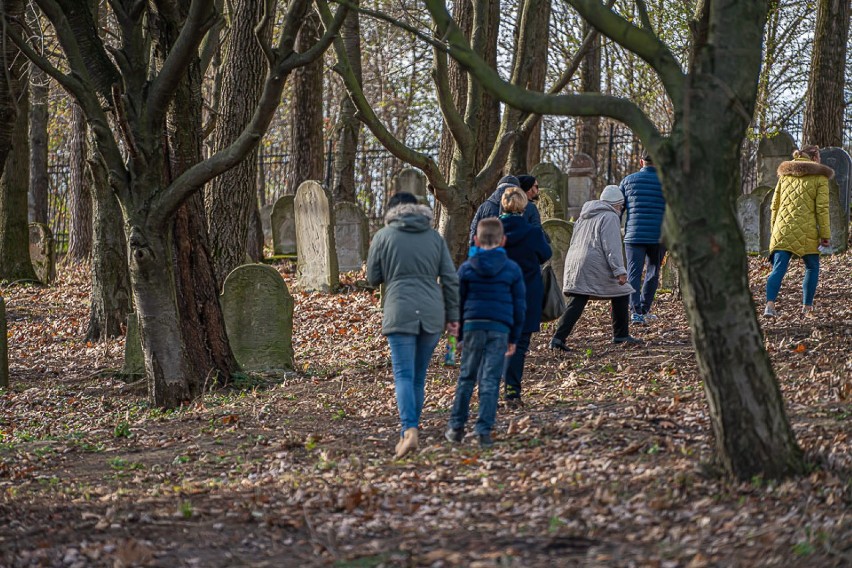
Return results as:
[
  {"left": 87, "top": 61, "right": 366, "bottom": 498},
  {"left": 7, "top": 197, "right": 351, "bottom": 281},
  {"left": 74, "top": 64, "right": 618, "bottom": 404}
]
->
[
  {"left": 260, "top": 203, "right": 274, "bottom": 248},
  {"left": 759, "top": 188, "right": 774, "bottom": 256},
  {"left": 295, "top": 181, "right": 339, "bottom": 291},
  {"left": 334, "top": 202, "right": 369, "bottom": 271},
  {"left": 737, "top": 186, "right": 773, "bottom": 254},
  {"left": 390, "top": 168, "right": 429, "bottom": 205},
  {"left": 827, "top": 182, "right": 849, "bottom": 253},
  {"left": 221, "top": 264, "right": 294, "bottom": 371},
  {"left": 271, "top": 196, "right": 296, "bottom": 255},
  {"left": 536, "top": 191, "right": 556, "bottom": 220},
  {"left": 757, "top": 132, "right": 796, "bottom": 188},
  {"left": 820, "top": 147, "right": 851, "bottom": 226},
  {"left": 566, "top": 153, "right": 596, "bottom": 219},
  {"left": 542, "top": 219, "right": 574, "bottom": 286},
  {"left": 0, "top": 296, "right": 8, "bottom": 388},
  {"left": 122, "top": 313, "right": 144, "bottom": 376},
  {"left": 28, "top": 223, "right": 55, "bottom": 285}
]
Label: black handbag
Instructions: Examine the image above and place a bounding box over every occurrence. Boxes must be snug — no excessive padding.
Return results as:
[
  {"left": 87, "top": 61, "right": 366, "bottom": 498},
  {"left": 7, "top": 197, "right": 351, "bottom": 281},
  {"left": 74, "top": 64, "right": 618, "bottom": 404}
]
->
[{"left": 541, "top": 263, "right": 566, "bottom": 322}]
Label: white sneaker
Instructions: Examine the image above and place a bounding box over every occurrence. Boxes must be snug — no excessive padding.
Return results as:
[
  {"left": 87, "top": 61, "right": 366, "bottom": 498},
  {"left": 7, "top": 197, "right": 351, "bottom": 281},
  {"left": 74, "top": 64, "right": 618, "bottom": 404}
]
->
[{"left": 764, "top": 304, "right": 777, "bottom": 318}]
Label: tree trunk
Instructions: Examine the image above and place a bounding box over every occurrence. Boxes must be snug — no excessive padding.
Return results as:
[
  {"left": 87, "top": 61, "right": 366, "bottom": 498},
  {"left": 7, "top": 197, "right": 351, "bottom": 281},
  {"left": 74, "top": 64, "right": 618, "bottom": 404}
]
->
[
  {"left": 0, "top": 83, "right": 37, "bottom": 281},
  {"left": 28, "top": 68, "right": 49, "bottom": 224},
  {"left": 66, "top": 104, "right": 93, "bottom": 261},
  {"left": 801, "top": 0, "right": 850, "bottom": 148},
  {"left": 0, "top": 0, "right": 26, "bottom": 182},
  {"left": 331, "top": 7, "right": 362, "bottom": 203},
  {"left": 86, "top": 144, "right": 131, "bottom": 342},
  {"left": 205, "top": 0, "right": 274, "bottom": 283},
  {"left": 285, "top": 10, "right": 325, "bottom": 194},
  {"left": 246, "top": 204, "right": 264, "bottom": 262},
  {"left": 575, "top": 22, "right": 601, "bottom": 159}
]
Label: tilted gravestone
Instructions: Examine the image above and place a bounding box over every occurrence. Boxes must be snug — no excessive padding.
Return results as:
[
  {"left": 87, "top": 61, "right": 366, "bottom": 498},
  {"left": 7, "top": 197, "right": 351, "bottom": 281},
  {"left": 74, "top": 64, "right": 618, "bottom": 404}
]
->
[
  {"left": 122, "top": 313, "right": 145, "bottom": 376},
  {"left": 757, "top": 132, "right": 796, "bottom": 189},
  {"left": 390, "top": 168, "right": 429, "bottom": 205},
  {"left": 566, "top": 153, "right": 596, "bottom": 217},
  {"left": 28, "top": 223, "right": 55, "bottom": 285},
  {"left": 737, "top": 186, "right": 773, "bottom": 254},
  {"left": 542, "top": 219, "right": 574, "bottom": 286},
  {"left": 827, "top": 181, "right": 849, "bottom": 254},
  {"left": 295, "top": 181, "right": 339, "bottom": 292},
  {"left": 221, "top": 264, "right": 294, "bottom": 371},
  {"left": 260, "top": 203, "right": 274, "bottom": 248},
  {"left": 334, "top": 202, "right": 369, "bottom": 272},
  {"left": 271, "top": 196, "right": 296, "bottom": 255},
  {"left": 759, "top": 188, "right": 774, "bottom": 257},
  {"left": 820, "top": 147, "right": 851, "bottom": 226}
]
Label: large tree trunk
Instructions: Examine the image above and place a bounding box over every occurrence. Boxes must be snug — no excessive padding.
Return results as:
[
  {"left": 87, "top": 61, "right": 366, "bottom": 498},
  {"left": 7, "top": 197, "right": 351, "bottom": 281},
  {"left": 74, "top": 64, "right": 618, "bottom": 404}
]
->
[
  {"left": 0, "top": 83, "right": 37, "bottom": 281},
  {"left": 801, "top": 0, "right": 850, "bottom": 148},
  {"left": 28, "top": 68, "right": 49, "bottom": 224},
  {"left": 0, "top": 0, "right": 26, "bottom": 181},
  {"left": 575, "top": 21, "right": 601, "bottom": 159},
  {"left": 66, "top": 104, "right": 93, "bottom": 261},
  {"left": 285, "top": 10, "right": 325, "bottom": 194},
  {"left": 331, "top": 7, "right": 362, "bottom": 203},
  {"left": 205, "top": 0, "right": 274, "bottom": 283}
]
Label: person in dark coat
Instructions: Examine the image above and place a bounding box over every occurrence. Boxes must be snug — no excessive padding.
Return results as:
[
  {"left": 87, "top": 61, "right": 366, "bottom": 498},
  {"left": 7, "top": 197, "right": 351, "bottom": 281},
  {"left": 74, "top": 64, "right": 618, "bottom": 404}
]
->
[
  {"left": 468, "top": 175, "right": 542, "bottom": 246},
  {"left": 499, "top": 187, "right": 551, "bottom": 408}
]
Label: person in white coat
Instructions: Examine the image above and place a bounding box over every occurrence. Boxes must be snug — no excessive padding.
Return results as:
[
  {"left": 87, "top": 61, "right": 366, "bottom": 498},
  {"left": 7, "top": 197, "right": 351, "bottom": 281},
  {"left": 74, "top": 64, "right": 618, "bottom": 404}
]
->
[{"left": 549, "top": 185, "right": 641, "bottom": 352}]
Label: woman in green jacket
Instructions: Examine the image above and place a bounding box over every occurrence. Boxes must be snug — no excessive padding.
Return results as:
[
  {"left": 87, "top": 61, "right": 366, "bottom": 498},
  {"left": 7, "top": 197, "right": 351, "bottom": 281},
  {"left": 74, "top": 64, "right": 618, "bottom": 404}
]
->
[
  {"left": 764, "top": 145, "right": 833, "bottom": 318},
  {"left": 367, "top": 192, "right": 460, "bottom": 458}
]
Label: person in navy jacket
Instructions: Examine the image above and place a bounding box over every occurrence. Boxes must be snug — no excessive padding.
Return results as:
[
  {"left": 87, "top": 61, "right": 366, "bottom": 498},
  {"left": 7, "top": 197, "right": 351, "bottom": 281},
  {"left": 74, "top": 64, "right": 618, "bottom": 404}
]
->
[{"left": 619, "top": 152, "right": 666, "bottom": 324}]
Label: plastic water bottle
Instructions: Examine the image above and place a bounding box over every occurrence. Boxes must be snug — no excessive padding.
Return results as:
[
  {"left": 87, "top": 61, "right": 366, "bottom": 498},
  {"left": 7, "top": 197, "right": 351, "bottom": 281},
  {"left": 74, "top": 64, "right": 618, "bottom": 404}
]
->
[{"left": 443, "top": 336, "right": 457, "bottom": 366}]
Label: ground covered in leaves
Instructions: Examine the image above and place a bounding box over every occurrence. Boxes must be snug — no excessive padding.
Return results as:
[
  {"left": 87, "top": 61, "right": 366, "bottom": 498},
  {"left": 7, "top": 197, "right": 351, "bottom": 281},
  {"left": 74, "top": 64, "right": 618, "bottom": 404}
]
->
[{"left": 0, "top": 252, "right": 850, "bottom": 567}]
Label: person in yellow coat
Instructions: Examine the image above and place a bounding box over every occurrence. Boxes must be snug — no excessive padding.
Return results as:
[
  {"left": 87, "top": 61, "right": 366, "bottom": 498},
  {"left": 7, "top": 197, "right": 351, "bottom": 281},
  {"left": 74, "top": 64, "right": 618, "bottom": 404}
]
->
[{"left": 764, "top": 145, "right": 833, "bottom": 318}]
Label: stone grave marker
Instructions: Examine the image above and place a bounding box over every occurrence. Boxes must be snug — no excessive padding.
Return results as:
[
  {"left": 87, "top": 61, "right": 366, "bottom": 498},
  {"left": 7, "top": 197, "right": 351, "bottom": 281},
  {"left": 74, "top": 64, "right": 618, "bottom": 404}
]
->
[
  {"left": 536, "top": 191, "right": 555, "bottom": 220},
  {"left": 820, "top": 147, "right": 851, "bottom": 225},
  {"left": 566, "top": 153, "right": 596, "bottom": 209},
  {"left": 659, "top": 253, "right": 680, "bottom": 297},
  {"left": 540, "top": 187, "right": 564, "bottom": 219},
  {"left": 260, "top": 203, "right": 274, "bottom": 248},
  {"left": 759, "top": 188, "right": 774, "bottom": 256},
  {"left": 542, "top": 219, "right": 574, "bottom": 286},
  {"left": 122, "top": 313, "right": 145, "bottom": 376},
  {"left": 737, "top": 186, "right": 773, "bottom": 254},
  {"left": 757, "top": 132, "right": 796, "bottom": 188},
  {"left": 271, "top": 196, "right": 296, "bottom": 255},
  {"left": 828, "top": 181, "right": 848, "bottom": 253},
  {"left": 391, "top": 168, "right": 429, "bottom": 204},
  {"left": 295, "top": 181, "right": 338, "bottom": 291},
  {"left": 28, "top": 223, "right": 55, "bottom": 285},
  {"left": 334, "top": 202, "right": 369, "bottom": 271},
  {"left": 221, "top": 264, "right": 294, "bottom": 371}
]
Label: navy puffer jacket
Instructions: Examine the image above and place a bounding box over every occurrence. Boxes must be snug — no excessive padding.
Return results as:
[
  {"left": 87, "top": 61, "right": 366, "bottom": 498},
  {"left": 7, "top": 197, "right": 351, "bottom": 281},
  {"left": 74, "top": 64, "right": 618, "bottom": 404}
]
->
[
  {"left": 457, "top": 248, "right": 526, "bottom": 344},
  {"left": 619, "top": 166, "right": 665, "bottom": 244}
]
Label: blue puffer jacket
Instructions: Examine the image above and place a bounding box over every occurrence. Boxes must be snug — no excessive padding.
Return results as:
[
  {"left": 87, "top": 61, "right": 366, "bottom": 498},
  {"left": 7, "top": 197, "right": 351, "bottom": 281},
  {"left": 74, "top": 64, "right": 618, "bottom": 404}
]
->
[
  {"left": 457, "top": 248, "right": 526, "bottom": 344},
  {"left": 469, "top": 184, "right": 542, "bottom": 245},
  {"left": 619, "top": 166, "right": 665, "bottom": 244},
  {"left": 501, "top": 215, "right": 552, "bottom": 333}
]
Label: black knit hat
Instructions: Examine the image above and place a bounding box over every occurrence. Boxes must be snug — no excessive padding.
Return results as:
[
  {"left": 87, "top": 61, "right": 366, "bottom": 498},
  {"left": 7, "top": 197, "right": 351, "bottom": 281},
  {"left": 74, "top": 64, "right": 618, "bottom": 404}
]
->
[
  {"left": 498, "top": 175, "right": 520, "bottom": 187},
  {"left": 517, "top": 175, "right": 537, "bottom": 192}
]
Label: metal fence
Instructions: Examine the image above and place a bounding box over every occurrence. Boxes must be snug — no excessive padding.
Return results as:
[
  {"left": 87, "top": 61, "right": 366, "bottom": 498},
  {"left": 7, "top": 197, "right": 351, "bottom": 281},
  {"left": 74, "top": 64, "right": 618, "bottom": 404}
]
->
[{"left": 46, "top": 164, "right": 70, "bottom": 253}]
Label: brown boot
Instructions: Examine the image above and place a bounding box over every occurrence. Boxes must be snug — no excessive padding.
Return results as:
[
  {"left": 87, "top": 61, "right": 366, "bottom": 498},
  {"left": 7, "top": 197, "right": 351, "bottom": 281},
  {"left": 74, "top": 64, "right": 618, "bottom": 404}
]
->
[{"left": 394, "top": 428, "right": 419, "bottom": 459}]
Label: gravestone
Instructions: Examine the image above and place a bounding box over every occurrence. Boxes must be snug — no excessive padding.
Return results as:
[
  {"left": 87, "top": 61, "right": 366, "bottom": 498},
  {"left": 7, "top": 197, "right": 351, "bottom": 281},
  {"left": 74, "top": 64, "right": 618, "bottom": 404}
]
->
[
  {"left": 737, "top": 186, "right": 773, "bottom": 254},
  {"left": 271, "top": 196, "right": 296, "bottom": 255},
  {"left": 536, "top": 191, "right": 555, "bottom": 220},
  {"left": 530, "top": 163, "right": 565, "bottom": 195},
  {"left": 221, "top": 264, "right": 294, "bottom": 371},
  {"left": 391, "top": 168, "right": 429, "bottom": 205},
  {"left": 757, "top": 132, "right": 796, "bottom": 188},
  {"left": 827, "top": 182, "right": 848, "bottom": 254},
  {"left": 294, "top": 181, "right": 339, "bottom": 291},
  {"left": 0, "top": 296, "right": 7, "bottom": 388},
  {"left": 260, "top": 204, "right": 274, "bottom": 248},
  {"left": 820, "top": 147, "right": 851, "bottom": 225},
  {"left": 334, "top": 202, "right": 369, "bottom": 272},
  {"left": 122, "top": 313, "right": 144, "bottom": 376},
  {"left": 566, "top": 153, "right": 596, "bottom": 210},
  {"left": 28, "top": 223, "right": 55, "bottom": 285},
  {"left": 539, "top": 187, "right": 564, "bottom": 219},
  {"left": 542, "top": 219, "right": 574, "bottom": 285},
  {"left": 659, "top": 253, "right": 680, "bottom": 296},
  {"left": 759, "top": 188, "right": 774, "bottom": 256}
]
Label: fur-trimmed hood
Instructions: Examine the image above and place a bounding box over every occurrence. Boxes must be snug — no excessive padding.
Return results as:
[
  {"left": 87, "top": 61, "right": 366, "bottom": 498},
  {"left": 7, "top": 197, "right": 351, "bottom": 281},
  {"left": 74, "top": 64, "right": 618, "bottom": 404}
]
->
[
  {"left": 777, "top": 158, "right": 835, "bottom": 179},
  {"left": 384, "top": 203, "right": 433, "bottom": 232}
]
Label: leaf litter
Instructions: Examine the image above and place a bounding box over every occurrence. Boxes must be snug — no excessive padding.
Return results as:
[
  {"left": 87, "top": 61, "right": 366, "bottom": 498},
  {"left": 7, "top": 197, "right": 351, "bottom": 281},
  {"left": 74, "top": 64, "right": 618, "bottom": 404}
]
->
[{"left": 0, "top": 256, "right": 849, "bottom": 567}]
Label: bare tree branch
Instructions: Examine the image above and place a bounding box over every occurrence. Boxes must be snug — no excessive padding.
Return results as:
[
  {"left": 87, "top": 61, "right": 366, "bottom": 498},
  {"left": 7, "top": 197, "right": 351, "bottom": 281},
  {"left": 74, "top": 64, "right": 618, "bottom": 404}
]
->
[{"left": 432, "top": 44, "right": 473, "bottom": 160}]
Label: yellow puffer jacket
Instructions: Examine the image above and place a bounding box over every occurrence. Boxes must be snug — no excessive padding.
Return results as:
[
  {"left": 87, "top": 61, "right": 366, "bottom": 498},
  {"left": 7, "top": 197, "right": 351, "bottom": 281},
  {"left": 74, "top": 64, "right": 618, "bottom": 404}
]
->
[{"left": 770, "top": 157, "right": 833, "bottom": 257}]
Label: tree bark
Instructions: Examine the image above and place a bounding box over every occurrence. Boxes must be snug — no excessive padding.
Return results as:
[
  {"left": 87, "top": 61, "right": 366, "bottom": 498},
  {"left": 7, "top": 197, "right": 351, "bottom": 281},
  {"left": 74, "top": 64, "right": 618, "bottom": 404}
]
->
[
  {"left": 285, "top": 10, "right": 325, "bottom": 194},
  {"left": 205, "top": 0, "right": 274, "bottom": 283},
  {"left": 0, "top": 0, "right": 26, "bottom": 185},
  {"left": 0, "top": 82, "right": 37, "bottom": 281},
  {"left": 331, "top": 7, "right": 362, "bottom": 203},
  {"left": 801, "top": 0, "right": 850, "bottom": 148},
  {"left": 575, "top": 21, "right": 601, "bottom": 160},
  {"left": 66, "top": 104, "right": 93, "bottom": 261},
  {"left": 28, "top": 68, "right": 49, "bottom": 224}
]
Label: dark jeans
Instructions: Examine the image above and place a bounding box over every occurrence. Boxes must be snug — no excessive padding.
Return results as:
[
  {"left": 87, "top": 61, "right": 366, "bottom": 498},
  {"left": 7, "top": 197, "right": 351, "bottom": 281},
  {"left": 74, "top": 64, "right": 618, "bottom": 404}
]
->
[
  {"left": 503, "top": 332, "right": 531, "bottom": 400},
  {"left": 625, "top": 243, "right": 666, "bottom": 315},
  {"left": 449, "top": 329, "right": 507, "bottom": 436},
  {"left": 552, "top": 293, "right": 630, "bottom": 341}
]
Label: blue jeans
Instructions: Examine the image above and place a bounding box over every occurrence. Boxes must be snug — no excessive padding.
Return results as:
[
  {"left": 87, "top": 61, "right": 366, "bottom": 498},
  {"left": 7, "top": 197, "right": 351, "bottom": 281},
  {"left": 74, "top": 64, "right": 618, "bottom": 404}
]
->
[
  {"left": 448, "top": 329, "right": 507, "bottom": 436},
  {"left": 766, "top": 250, "right": 820, "bottom": 306},
  {"left": 625, "top": 243, "right": 665, "bottom": 315},
  {"left": 387, "top": 332, "right": 441, "bottom": 436},
  {"left": 503, "top": 332, "right": 531, "bottom": 400}
]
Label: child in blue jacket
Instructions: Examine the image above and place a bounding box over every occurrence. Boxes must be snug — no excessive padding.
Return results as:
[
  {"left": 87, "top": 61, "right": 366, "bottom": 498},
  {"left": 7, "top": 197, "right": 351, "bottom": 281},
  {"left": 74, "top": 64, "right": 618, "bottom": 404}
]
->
[{"left": 446, "top": 218, "right": 526, "bottom": 448}]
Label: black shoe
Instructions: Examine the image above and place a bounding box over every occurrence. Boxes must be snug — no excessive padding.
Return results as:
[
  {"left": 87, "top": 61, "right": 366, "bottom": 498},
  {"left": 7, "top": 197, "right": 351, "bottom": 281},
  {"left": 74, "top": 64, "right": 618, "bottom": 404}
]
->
[
  {"left": 613, "top": 335, "right": 643, "bottom": 344},
  {"left": 549, "top": 337, "right": 571, "bottom": 353},
  {"left": 478, "top": 433, "right": 494, "bottom": 449},
  {"left": 505, "top": 398, "right": 525, "bottom": 410},
  {"left": 444, "top": 428, "right": 464, "bottom": 443}
]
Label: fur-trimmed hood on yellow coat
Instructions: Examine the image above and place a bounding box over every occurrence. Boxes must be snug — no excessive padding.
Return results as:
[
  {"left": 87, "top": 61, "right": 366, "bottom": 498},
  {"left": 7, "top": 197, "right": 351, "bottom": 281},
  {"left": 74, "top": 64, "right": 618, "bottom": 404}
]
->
[{"left": 770, "top": 157, "right": 833, "bottom": 257}]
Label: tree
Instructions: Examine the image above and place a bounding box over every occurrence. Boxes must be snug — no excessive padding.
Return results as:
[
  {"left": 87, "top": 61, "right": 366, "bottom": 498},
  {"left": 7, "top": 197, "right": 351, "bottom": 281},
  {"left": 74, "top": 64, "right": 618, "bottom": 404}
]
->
[
  {"left": 330, "top": 6, "right": 362, "bottom": 203},
  {"left": 65, "top": 103, "right": 92, "bottom": 262},
  {"left": 801, "top": 0, "right": 850, "bottom": 147},
  {"left": 575, "top": 19, "right": 600, "bottom": 159},
  {"left": 27, "top": 6, "right": 49, "bottom": 225},
  {"left": 0, "top": 0, "right": 26, "bottom": 185},
  {"left": 424, "top": 0, "right": 806, "bottom": 480},
  {"left": 12, "top": 0, "right": 347, "bottom": 407}
]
